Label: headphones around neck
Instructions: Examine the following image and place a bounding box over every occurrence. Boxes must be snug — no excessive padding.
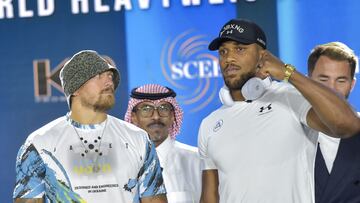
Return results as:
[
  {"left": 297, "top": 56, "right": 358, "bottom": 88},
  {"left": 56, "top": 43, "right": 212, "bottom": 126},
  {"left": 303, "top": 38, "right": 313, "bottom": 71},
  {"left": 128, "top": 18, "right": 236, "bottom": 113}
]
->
[{"left": 219, "top": 77, "right": 272, "bottom": 106}]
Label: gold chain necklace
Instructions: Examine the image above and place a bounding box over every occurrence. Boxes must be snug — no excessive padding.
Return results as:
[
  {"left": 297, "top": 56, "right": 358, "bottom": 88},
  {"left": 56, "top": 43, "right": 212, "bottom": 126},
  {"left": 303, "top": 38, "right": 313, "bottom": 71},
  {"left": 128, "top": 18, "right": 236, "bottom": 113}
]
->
[{"left": 72, "top": 119, "right": 108, "bottom": 173}]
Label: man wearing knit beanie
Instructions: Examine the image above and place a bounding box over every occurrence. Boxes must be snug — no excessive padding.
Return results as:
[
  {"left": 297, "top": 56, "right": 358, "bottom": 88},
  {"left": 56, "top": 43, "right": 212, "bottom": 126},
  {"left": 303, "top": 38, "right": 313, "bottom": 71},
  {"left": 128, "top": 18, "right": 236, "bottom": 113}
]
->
[
  {"left": 60, "top": 50, "right": 120, "bottom": 109},
  {"left": 14, "top": 50, "right": 167, "bottom": 203},
  {"left": 125, "top": 84, "right": 201, "bottom": 203}
]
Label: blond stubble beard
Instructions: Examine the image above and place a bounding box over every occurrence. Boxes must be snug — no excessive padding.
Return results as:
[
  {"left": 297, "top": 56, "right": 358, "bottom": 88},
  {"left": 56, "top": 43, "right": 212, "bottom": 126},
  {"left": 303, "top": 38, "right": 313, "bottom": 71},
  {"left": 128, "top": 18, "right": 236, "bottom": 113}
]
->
[{"left": 81, "top": 93, "right": 115, "bottom": 113}]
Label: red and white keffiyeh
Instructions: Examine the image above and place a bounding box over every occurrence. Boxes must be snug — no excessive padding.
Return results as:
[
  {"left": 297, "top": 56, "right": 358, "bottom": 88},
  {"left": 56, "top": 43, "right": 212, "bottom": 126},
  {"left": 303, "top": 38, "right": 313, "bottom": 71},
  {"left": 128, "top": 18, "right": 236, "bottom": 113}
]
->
[{"left": 124, "top": 84, "right": 183, "bottom": 138}]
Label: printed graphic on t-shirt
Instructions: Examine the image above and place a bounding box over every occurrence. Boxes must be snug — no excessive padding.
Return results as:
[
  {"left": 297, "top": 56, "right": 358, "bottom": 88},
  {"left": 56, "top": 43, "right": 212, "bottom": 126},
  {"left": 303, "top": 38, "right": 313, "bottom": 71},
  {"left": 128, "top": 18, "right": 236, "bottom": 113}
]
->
[{"left": 14, "top": 144, "right": 85, "bottom": 202}]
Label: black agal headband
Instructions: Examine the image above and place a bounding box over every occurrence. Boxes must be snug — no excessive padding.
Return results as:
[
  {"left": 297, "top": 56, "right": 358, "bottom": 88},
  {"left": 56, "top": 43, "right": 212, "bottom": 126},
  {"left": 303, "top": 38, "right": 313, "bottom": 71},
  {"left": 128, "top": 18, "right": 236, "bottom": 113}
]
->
[{"left": 130, "top": 86, "right": 176, "bottom": 100}]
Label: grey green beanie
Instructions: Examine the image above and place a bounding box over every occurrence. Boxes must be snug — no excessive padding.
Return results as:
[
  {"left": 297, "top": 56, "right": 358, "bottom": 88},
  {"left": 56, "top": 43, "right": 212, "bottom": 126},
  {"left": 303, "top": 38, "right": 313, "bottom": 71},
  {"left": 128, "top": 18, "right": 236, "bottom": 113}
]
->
[{"left": 60, "top": 50, "right": 120, "bottom": 107}]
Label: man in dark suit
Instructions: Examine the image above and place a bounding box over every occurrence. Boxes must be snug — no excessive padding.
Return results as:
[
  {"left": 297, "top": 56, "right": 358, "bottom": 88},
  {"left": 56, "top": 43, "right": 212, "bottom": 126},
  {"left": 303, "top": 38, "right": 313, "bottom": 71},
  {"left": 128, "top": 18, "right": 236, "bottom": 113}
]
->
[{"left": 308, "top": 42, "right": 360, "bottom": 203}]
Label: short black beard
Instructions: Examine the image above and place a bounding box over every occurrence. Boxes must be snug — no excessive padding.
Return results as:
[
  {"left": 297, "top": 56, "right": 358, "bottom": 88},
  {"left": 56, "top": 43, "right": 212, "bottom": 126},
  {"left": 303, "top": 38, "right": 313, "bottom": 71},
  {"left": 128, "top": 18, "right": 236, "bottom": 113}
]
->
[{"left": 224, "top": 70, "right": 256, "bottom": 91}]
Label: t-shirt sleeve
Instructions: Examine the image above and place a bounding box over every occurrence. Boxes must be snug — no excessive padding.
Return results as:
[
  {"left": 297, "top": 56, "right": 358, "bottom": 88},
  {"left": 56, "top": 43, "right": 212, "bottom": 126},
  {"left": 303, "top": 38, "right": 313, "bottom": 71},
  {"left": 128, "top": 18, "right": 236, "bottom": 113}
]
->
[
  {"left": 284, "top": 85, "right": 312, "bottom": 126},
  {"left": 198, "top": 120, "right": 217, "bottom": 170},
  {"left": 137, "top": 140, "right": 166, "bottom": 199},
  {"left": 13, "top": 143, "right": 46, "bottom": 199}
]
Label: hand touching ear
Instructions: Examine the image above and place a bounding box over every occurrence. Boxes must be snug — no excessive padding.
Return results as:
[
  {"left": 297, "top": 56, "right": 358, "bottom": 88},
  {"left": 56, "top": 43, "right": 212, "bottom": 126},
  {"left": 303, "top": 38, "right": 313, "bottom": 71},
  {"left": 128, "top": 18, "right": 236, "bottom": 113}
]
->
[{"left": 257, "top": 51, "right": 287, "bottom": 81}]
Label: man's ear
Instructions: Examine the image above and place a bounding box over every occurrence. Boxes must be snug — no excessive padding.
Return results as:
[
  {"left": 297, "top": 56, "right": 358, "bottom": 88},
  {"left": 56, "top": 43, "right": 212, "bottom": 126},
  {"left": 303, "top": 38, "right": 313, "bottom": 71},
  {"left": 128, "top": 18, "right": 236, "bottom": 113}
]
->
[
  {"left": 259, "top": 48, "right": 266, "bottom": 58},
  {"left": 255, "top": 48, "right": 267, "bottom": 79},
  {"left": 72, "top": 89, "right": 80, "bottom": 96},
  {"left": 256, "top": 48, "right": 266, "bottom": 67},
  {"left": 350, "top": 78, "right": 357, "bottom": 92}
]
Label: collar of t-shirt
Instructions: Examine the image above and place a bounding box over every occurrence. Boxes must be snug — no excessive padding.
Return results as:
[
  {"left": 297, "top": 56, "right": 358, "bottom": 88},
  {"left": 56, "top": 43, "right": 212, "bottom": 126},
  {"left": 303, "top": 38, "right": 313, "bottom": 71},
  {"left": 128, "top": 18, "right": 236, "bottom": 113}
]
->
[{"left": 66, "top": 112, "right": 107, "bottom": 130}]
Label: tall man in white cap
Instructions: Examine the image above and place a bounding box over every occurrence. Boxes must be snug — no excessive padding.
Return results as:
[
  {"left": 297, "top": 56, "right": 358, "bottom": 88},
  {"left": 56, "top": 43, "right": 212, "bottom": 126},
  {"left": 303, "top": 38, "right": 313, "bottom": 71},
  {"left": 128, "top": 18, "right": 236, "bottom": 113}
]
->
[
  {"left": 125, "top": 84, "right": 201, "bottom": 203},
  {"left": 307, "top": 42, "right": 360, "bottom": 203},
  {"left": 13, "top": 50, "right": 167, "bottom": 203},
  {"left": 198, "top": 18, "right": 360, "bottom": 202}
]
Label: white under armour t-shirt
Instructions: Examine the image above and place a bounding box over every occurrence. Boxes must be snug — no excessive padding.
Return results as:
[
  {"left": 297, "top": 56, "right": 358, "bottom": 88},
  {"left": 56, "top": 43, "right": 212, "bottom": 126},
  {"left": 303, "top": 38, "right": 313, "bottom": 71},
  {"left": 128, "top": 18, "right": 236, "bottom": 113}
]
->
[
  {"left": 198, "top": 81, "right": 318, "bottom": 203},
  {"left": 13, "top": 114, "right": 166, "bottom": 203}
]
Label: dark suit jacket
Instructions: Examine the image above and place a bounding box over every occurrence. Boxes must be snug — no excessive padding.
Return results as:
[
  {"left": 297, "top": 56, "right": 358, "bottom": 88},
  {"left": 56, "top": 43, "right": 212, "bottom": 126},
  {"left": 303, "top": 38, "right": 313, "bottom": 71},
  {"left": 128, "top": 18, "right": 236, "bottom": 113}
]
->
[{"left": 315, "top": 133, "right": 360, "bottom": 203}]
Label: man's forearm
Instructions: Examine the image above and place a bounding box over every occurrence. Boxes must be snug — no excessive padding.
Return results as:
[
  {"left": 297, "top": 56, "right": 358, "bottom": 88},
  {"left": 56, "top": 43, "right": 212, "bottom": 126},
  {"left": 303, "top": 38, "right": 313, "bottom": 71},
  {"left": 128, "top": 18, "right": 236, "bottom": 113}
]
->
[
  {"left": 200, "top": 170, "right": 219, "bottom": 203},
  {"left": 14, "top": 198, "right": 44, "bottom": 203},
  {"left": 290, "top": 70, "right": 360, "bottom": 137},
  {"left": 140, "top": 194, "right": 168, "bottom": 203}
]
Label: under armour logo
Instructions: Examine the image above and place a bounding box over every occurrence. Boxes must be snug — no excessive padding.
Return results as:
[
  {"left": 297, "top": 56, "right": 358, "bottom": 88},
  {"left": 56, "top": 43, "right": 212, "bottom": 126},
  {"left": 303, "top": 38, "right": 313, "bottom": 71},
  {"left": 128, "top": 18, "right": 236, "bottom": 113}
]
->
[
  {"left": 226, "top": 30, "right": 233, "bottom": 35},
  {"left": 259, "top": 103, "right": 272, "bottom": 114}
]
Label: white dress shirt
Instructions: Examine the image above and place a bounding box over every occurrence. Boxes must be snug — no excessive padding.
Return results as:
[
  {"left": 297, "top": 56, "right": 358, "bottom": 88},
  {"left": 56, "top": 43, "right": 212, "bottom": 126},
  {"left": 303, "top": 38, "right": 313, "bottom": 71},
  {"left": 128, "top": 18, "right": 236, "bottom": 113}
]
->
[
  {"left": 317, "top": 112, "right": 360, "bottom": 173},
  {"left": 317, "top": 132, "right": 341, "bottom": 172},
  {"left": 156, "top": 136, "right": 201, "bottom": 203}
]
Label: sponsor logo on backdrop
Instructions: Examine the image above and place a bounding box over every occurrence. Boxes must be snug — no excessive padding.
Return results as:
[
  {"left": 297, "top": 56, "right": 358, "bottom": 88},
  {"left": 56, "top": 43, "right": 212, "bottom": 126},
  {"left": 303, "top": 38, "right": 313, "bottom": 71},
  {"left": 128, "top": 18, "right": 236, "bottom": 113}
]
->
[
  {"left": 160, "top": 30, "right": 222, "bottom": 113},
  {"left": 33, "top": 56, "right": 116, "bottom": 103},
  {"left": 33, "top": 58, "right": 68, "bottom": 103}
]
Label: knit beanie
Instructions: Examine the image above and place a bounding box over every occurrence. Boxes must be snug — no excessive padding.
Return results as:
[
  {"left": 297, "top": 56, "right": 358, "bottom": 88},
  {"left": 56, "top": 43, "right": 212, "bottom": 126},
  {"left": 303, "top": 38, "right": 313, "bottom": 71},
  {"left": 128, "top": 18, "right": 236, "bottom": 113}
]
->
[{"left": 60, "top": 50, "right": 120, "bottom": 107}]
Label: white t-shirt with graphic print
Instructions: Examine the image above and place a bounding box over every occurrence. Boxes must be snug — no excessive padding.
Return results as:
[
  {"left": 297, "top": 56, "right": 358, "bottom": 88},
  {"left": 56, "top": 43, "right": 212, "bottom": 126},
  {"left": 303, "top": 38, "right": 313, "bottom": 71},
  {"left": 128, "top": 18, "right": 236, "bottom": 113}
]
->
[{"left": 13, "top": 114, "right": 166, "bottom": 203}]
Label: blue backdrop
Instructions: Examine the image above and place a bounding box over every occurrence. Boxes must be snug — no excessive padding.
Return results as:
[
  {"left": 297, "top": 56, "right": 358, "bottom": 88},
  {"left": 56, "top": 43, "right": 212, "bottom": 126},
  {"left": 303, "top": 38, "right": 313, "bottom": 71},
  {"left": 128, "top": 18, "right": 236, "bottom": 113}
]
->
[
  {"left": 1, "top": 1, "right": 360, "bottom": 202},
  {"left": 125, "top": 2, "right": 236, "bottom": 146}
]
